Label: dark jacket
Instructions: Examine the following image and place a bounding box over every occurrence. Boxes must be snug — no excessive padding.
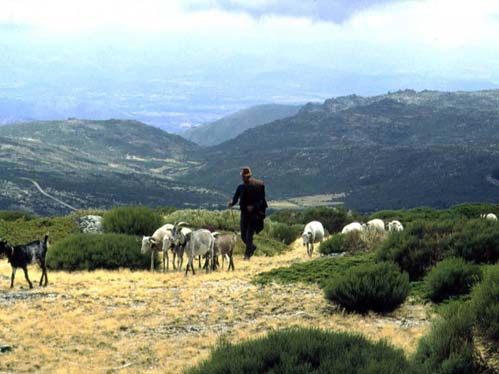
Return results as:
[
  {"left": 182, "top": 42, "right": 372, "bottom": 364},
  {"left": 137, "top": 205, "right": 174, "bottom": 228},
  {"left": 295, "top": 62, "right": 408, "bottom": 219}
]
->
[{"left": 231, "top": 178, "right": 268, "bottom": 226}]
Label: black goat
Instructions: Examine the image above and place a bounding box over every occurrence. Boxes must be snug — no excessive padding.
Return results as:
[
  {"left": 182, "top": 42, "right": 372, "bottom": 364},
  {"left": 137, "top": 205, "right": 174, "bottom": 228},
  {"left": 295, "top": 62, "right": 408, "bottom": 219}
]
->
[{"left": 0, "top": 235, "right": 49, "bottom": 289}]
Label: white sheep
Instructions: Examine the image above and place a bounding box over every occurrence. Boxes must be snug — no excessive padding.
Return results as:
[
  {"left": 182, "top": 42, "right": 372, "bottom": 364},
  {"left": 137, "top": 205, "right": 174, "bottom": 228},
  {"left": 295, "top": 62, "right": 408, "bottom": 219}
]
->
[
  {"left": 366, "top": 219, "right": 385, "bottom": 232},
  {"left": 170, "top": 226, "right": 192, "bottom": 271},
  {"left": 480, "top": 213, "right": 498, "bottom": 221},
  {"left": 341, "top": 222, "right": 364, "bottom": 234},
  {"left": 388, "top": 220, "right": 404, "bottom": 232},
  {"left": 141, "top": 223, "right": 175, "bottom": 271},
  {"left": 302, "top": 221, "right": 325, "bottom": 257},
  {"left": 180, "top": 229, "right": 215, "bottom": 276}
]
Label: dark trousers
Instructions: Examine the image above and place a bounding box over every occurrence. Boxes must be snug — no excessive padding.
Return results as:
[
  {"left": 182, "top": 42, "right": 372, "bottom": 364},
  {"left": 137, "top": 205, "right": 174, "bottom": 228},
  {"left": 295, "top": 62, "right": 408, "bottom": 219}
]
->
[{"left": 240, "top": 213, "right": 256, "bottom": 257}]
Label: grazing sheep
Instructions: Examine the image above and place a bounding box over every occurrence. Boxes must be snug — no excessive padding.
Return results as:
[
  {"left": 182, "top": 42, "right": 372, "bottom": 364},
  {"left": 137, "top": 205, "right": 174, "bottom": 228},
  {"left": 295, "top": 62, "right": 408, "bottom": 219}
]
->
[
  {"left": 170, "top": 226, "right": 192, "bottom": 271},
  {"left": 212, "top": 232, "right": 237, "bottom": 271},
  {"left": 366, "top": 219, "right": 385, "bottom": 232},
  {"left": 341, "top": 222, "right": 364, "bottom": 234},
  {"left": 388, "top": 220, "right": 404, "bottom": 232},
  {"left": 180, "top": 229, "right": 215, "bottom": 276},
  {"left": 141, "top": 223, "right": 175, "bottom": 271},
  {"left": 302, "top": 221, "right": 325, "bottom": 257},
  {"left": 0, "top": 235, "right": 49, "bottom": 289},
  {"left": 481, "top": 213, "right": 498, "bottom": 221}
]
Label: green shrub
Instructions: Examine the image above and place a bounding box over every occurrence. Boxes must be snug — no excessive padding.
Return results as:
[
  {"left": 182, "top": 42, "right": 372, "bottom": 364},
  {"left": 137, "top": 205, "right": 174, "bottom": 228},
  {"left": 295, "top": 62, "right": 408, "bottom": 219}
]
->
[
  {"left": 425, "top": 258, "right": 482, "bottom": 303},
  {"left": 324, "top": 262, "right": 410, "bottom": 313},
  {"left": 377, "top": 219, "right": 457, "bottom": 280},
  {"left": 164, "top": 209, "right": 238, "bottom": 232},
  {"left": 414, "top": 302, "right": 477, "bottom": 374},
  {"left": 451, "top": 219, "right": 499, "bottom": 264},
  {"left": 0, "top": 210, "right": 36, "bottom": 221},
  {"left": 271, "top": 206, "right": 358, "bottom": 234},
  {"left": 102, "top": 206, "right": 163, "bottom": 236},
  {"left": 0, "top": 215, "right": 79, "bottom": 245},
  {"left": 46, "top": 233, "right": 152, "bottom": 270},
  {"left": 471, "top": 265, "right": 499, "bottom": 342},
  {"left": 254, "top": 253, "right": 375, "bottom": 288},
  {"left": 319, "top": 232, "right": 361, "bottom": 254},
  {"left": 265, "top": 221, "right": 302, "bottom": 245},
  {"left": 186, "top": 328, "right": 419, "bottom": 374}
]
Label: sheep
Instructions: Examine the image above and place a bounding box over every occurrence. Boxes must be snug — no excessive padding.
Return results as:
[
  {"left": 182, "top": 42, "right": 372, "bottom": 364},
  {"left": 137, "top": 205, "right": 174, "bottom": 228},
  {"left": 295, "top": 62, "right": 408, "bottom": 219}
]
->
[
  {"left": 180, "top": 229, "right": 215, "bottom": 276},
  {"left": 141, "top": 223, "right": 175, "bottom": 272},
  {"left": 302, "top": 221, "right": 325, "bottom": 257},
  {"left": 481, "top": 213, "right": 498, "bottom": 221},
  {"left": 388, "top": 220, "right": 404, "bottom": 232},
  {"left": 170, "top": 226, "right": 192, "bottom": 271},
  {"left": 366, "top": 219, "right": 385, "bottom": 232},
  {"left": 341, "top": 222, "right": 364, "bottom": 234},
  {"left": 212, "top": 232, "right": 237, "bottom": 271},
  {"left": 0, "top": 235, "right": 49, "bottom": 289}
]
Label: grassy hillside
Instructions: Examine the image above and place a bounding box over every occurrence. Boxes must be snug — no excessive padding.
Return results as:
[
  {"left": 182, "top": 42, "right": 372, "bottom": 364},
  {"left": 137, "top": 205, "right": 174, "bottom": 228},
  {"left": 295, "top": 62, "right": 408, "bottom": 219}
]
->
[{"left": 181, "top": 104, "right": 300, "bottom": 146}]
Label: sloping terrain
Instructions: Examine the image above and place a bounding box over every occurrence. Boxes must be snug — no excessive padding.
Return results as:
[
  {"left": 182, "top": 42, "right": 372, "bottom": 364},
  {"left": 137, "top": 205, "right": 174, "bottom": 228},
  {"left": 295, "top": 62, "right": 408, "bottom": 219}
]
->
[
  {"left": 180, "top": 104, "right": 300, "bottom": 146},
  {"left": 0, "top": 120, "right": 223, "bottom": 215}
]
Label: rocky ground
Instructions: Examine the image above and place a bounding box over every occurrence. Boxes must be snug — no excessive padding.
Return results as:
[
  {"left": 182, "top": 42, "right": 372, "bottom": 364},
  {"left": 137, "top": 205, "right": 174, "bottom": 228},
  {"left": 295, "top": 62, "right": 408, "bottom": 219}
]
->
[{"left": 0, "top": 240, "right": 432, "bottom": 373}]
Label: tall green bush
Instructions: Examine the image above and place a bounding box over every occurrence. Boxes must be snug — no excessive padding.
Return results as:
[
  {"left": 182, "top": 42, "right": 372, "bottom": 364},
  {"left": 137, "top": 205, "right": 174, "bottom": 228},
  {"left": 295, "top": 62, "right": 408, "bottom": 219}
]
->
[
  {"left": 425, "top": 258, "right": 482, "bottom": 303},
  {"left": 324, "top": 262, "right": 410, "bottom": 313},
  {"left": 102, "top": 206, "right": 163, "bottom": 236},
  {"left": 451, "top": 219, "right": 499, "bottom": 264},
  {"left": 46, "top": 233, "right": 152, "bottom": 270},
  {"left": 187, "top": 328, "right": 420, "bottom": 374},
  {"left": 413, "top": 302, "right": 477, "bottom": 374},
  {"left": 377, "top": 219, "right": 456, "bottom": 280},
  {"left": 319, "top": 232, "right": 364, "bottom": 255},
  {"left": 471, "top": 266, "right": 499, "bottom": 342}
]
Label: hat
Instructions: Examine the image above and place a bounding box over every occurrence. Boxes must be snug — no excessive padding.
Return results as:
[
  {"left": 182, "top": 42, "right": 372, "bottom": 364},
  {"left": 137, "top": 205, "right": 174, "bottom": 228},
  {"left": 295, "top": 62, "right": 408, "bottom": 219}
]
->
[{"left": 240, "top": 166, "right": 252, "bottom": 177}]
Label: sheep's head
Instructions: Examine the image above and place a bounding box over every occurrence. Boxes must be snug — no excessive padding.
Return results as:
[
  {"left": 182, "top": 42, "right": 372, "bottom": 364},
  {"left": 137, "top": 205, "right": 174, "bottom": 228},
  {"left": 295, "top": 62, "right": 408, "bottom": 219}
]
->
[
  {"left": 141, "top": 236, "right": 156, "bottom": 253},
  {"left": 302, "top": 232, "right": 311, "bottom": 246}
]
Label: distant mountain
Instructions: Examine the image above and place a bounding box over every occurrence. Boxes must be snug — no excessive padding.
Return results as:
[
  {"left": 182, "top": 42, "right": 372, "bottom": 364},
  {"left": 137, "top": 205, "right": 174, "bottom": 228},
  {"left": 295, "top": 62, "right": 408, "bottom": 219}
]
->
[
  {"left": 0, "top": 119, "right": 223, "bottom": 215},
  {"left": 184, "top": 90, "right": 499, "bottom": 212},
  {"left": 180, "top": 104, "right": 301, "bottom": 146}
]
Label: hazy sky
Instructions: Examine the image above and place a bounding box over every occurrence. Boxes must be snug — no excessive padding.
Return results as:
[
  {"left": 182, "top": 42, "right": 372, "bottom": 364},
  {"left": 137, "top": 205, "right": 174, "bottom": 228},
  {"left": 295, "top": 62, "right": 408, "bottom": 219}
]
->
[{"left": 1, "top": 0, "right": 499, "bottom": 128}]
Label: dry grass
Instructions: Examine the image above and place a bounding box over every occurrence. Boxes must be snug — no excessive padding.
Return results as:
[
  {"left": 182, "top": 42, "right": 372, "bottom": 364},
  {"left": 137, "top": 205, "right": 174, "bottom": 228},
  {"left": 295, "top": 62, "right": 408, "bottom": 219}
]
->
[{"left": 0, "top": 240, "right": 431, "bottom": 374}]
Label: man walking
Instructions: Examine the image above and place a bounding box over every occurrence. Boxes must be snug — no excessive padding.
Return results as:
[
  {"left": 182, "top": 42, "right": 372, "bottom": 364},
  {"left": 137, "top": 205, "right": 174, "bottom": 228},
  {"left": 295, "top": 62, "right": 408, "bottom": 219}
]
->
[{"left": 228, "top": 166, "right": 267, "bottom": 260}]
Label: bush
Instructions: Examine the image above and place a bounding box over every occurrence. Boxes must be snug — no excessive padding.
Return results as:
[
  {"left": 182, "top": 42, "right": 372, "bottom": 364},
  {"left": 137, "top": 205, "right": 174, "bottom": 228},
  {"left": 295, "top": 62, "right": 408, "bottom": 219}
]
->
[
  {"left": 46, "top": 233, "right": 153, "bottom": 270},
  {"left": 187, "top": 328, "right": 419, "bottom": 374},
  {"left": 271, "top": 206, "right": 358, "bottom": 234},
  {"left": 0, "top": 210, "right": 36, "bottom": 221},
  {"left": 102, "top": 206, "right": 163, "bottom": 236},
  {"left": 377, "top": 219, "right": 457, "bottom": 280},
  {"left": 164, "top": 209, "right": 238, "bottom": 232},
  {"left": 451, "top": 219, "right": 499, "bottom": 264},
  {"left": 265, "top": 221, "right": 302, "bottom": 245},
  {"left": 424, "top": 258, "right": 482, "bottom": 303},
  {"left": 0, "top": 215, "right": 79, "bottom": 245},
  {"left": 324, "top": 262, "right": 410, "bottom": 313},
  {"left": 319, "top": 231, "right": 358, "bottom": 253},
  {"left": 414, "top": 302, "right": 478, "bottom": 374},
  {"left": 255, "top": 253, "right": 375, "bottom": 288},
  {"left": 471, "top": 266, "right": 499, "bottom": 342}
]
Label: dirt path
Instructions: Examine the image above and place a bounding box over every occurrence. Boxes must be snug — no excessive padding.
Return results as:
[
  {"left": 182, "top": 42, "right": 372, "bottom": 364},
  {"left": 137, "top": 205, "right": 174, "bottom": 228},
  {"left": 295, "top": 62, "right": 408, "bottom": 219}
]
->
[{"left": 0, "top": 240, "right": 431, "bottom": 373}]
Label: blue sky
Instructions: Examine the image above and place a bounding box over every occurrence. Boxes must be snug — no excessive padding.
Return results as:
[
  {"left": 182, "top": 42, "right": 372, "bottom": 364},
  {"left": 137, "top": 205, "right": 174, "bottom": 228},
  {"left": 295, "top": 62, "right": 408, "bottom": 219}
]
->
[{"left": 1, "top": 0, "right": 499, "bottom": 129}]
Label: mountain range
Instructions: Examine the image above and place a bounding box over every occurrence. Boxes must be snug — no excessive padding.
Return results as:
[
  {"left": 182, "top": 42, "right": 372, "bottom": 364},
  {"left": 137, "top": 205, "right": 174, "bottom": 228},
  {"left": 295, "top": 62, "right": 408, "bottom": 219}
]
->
[{"left": 2, "top": 89, "right": 499, "bottom": 215}]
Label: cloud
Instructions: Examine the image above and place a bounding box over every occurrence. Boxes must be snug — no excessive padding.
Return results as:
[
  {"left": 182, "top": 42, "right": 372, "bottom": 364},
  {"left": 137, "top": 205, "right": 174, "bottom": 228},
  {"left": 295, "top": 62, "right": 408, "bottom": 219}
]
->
[{"left": 182, "top": 0, "right": 403, "bottom": 23}]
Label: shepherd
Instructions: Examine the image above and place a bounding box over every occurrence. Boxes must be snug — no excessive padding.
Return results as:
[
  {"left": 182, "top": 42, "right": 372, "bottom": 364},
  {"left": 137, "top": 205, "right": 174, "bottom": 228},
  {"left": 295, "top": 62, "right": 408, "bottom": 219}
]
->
[{"left": 228, "top": 166, "right": 267, "bottom": 260}]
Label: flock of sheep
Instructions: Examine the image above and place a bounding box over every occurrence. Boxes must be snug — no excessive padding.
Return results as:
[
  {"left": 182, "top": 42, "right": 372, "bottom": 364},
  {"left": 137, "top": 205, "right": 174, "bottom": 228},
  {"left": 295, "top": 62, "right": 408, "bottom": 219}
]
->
[
  {"left": 300, "top": 213, "right": 498, "bottom": 257},
  {"left": 141, "top": 222, "right": 236, "bottom": 275}
]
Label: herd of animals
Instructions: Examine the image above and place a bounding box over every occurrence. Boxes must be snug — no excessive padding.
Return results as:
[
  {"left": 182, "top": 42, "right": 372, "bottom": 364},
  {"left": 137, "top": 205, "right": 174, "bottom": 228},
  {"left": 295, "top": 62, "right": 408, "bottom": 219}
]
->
[{"left": 0, "top": 212, "right": 497, "bottom": 289}]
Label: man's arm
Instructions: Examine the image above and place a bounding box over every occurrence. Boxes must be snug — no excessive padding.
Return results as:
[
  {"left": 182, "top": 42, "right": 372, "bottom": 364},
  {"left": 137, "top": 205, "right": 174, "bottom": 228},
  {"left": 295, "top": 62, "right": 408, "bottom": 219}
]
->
[{"left": 228, "top": 184, "right": 243, "bottom": 208}]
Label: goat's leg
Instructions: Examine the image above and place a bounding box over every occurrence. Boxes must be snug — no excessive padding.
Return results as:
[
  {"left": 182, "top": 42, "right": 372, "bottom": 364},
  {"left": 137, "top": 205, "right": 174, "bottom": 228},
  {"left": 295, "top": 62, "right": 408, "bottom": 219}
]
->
[
  {"left": 197, "top": 255, "right": 201, "bottom": 268},
  {"left": 150, "top": 251, "right": 155, "bottom": 271},
  {"left": 22, "top": 267, "right": 33, "bottom": 289},
  {"left": 172, "top": 251, "right": 177, "bottom": 270},
  {"left": 10, "top": 267, "right": 17, "bottom": 288},
  {"left": 229, "top": 255, "right": 234, "bottom": 271},
  {"left": 39, "top": 262, "right": 48, "bottom": 286}
]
